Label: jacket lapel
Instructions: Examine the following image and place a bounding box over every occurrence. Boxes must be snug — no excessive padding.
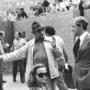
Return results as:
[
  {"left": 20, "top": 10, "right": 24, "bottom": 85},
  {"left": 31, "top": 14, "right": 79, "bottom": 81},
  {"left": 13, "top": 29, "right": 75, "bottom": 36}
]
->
[
  {"left": 77, "top": 34, "right": 88, "bottom": 60},
  {"left": 25, "top": 38, "right": 35, "bottom": 81},
  {"left": 44, "top": 41, "right": 59, "bottom": 79}
]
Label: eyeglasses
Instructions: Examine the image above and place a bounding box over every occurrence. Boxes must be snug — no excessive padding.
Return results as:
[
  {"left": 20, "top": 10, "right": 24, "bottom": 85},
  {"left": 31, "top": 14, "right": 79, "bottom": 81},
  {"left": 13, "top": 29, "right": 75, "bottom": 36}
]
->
[{"left": 36, "top": 72, "right": 48, "bottom": 78}]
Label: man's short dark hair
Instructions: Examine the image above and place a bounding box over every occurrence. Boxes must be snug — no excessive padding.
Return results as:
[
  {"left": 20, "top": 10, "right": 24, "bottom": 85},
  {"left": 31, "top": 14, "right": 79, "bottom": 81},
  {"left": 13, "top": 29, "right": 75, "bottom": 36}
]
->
[{"left": 45, "top": 26, "right": 56, "bottom": 36}]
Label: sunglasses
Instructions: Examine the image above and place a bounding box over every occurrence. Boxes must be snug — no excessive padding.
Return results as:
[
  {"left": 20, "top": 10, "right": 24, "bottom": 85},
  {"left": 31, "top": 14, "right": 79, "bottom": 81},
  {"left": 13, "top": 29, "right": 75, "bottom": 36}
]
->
[{"left": 36, "top": 72, "right": 48, "bottom": 78}]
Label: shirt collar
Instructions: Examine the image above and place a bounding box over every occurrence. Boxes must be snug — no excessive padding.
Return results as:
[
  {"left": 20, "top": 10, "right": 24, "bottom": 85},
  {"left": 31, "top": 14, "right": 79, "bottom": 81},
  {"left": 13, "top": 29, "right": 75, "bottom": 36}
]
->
[
  {"left": 79, "top": 31, "right": 88, "bottom": 46},
  {"left": 44, "top": 35, "right": 53, "bottom": 42}
]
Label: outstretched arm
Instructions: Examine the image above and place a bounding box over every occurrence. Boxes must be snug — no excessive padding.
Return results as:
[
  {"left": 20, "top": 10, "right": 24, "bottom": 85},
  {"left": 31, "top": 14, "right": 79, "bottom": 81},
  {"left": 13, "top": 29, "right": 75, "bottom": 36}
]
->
[{"left": 0, "top": 41, "right": 30, "bottom": 62}]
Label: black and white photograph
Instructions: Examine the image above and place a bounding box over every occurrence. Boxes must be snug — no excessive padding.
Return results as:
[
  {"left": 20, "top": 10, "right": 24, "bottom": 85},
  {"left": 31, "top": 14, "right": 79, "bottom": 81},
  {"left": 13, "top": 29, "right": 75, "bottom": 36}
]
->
[{"left": 0, "top": 0, "right": 90, "bottom": 90}]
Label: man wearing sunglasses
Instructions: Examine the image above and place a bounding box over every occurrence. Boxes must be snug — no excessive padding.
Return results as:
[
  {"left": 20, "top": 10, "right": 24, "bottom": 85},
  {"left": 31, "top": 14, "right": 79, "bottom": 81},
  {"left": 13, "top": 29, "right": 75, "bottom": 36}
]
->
[{"left": 0, "top": 22, "right": 66, "bottom": 90}]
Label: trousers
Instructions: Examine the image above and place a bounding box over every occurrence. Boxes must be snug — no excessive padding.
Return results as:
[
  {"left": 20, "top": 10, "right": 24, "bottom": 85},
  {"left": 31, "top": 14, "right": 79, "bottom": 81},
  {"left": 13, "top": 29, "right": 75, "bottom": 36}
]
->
[
  {"left": 51, "top": 71, "right": 68, "bottom": 90},
  {"left": 13, "top": 58, "right": 26, "bottom": 82}
]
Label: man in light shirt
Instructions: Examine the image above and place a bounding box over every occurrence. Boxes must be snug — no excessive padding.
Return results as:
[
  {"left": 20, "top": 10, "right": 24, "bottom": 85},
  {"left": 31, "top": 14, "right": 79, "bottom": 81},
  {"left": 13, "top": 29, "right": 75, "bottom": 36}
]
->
[
  {"left": 72, "top": 16, "right": 90, "bottom": 90},
  {"left": 11, "top": 32, "right": 27, "bottom": 83}
]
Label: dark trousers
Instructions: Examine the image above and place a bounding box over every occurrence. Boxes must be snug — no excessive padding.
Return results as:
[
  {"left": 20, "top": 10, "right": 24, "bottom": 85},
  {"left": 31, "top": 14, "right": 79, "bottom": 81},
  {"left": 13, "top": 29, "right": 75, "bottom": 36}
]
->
[{"left": 13, "top": 59, "right": 26, "bottom": 82}]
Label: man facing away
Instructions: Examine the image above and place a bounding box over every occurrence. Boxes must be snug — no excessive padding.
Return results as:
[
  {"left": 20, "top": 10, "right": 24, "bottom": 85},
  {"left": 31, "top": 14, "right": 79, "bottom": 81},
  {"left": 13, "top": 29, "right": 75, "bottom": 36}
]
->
[{"left": 72, "top": 16, "right": 90, "bottom": 90}]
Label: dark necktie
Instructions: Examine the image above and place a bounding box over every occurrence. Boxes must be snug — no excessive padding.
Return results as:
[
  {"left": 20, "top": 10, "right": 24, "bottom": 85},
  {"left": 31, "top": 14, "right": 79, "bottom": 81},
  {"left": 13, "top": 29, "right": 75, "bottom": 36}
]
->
[{"left": 73, "top": 38, "right": 80, "bottom": 58}]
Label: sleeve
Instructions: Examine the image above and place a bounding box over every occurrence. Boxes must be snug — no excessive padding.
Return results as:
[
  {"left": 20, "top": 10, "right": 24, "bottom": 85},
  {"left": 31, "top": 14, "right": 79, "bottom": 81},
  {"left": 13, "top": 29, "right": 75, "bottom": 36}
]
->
[
  {"left": 21, "top": 39, "right": 27, "bottom": 46},
  {"left": 2, "top": 41, "right": 30, "bottom": 61},
  {"left": 58, "top": 37, "right": 68, "bottom": 63},
  {"left": 57, "top": 36, "right": 64, "bottom": 52}
]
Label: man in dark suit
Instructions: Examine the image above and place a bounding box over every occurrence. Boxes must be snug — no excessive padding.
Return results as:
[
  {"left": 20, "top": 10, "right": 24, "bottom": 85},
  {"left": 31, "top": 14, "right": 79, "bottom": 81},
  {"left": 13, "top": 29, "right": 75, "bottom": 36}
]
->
[{"left": 72, "top": 16, "right": 90, "bottom": 90}]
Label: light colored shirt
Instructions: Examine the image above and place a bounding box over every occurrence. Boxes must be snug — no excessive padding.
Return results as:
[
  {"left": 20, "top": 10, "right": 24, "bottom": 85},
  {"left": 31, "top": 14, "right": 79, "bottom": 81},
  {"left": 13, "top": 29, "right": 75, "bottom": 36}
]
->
[
  {"left": 13, "top": 38, "right": 27, "bottom": 50},
  {"left": 80, "top": 31, "right": 88, "bottom": 46},
  {"left": 8, "top": 13, "right": 17, "bottom": 22},
  {"left": 75, "top": 31, "right": 88, "bottom": 47},
  {"left": 44, "top": 35, "right": 64, "bottom": 52}
]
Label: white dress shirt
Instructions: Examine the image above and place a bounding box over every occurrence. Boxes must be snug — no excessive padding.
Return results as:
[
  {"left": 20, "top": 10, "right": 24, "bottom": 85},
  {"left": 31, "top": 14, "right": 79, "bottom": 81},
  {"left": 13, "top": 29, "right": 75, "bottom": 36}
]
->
[
  {"left": 79, "top": 31, "right": 88, "bottom": 46},
  {"left": 75, "top": 31, "right": 88, "bottom": 47}
]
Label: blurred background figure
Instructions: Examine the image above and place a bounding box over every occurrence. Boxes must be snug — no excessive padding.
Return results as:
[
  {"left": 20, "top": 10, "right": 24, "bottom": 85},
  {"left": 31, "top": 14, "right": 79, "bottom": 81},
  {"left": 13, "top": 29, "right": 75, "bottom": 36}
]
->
[
  {"left": 41, "top": 0, "right": 50, "bottom": 13},
  {"left": 0, "top": 31, "right": 9, "bottom": 54},
  {"left": 79, "top": 0, "right": 85, "bottom": 16},
  {"left": 19, "top": 8, "right": 28, "bottom": 19},
  {"left": 8, "top": 11, "right": 17, "bottom": 22},
  {"left": 22, "top": 31, "right": 26, "bottom": 38},
  {"left": 11, "top": 32, "right": 27, "bottom": 83},
  {"left": 0, "top": 31, "right": 9, "bottom": 83},
  {"left": 16, "top": 8, "right": 21, "bottom": 20}
]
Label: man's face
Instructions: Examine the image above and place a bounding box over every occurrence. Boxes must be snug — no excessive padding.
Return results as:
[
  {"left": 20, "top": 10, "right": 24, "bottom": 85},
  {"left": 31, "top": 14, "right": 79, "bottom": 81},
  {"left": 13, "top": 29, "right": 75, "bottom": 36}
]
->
[
  {"left": 33, "top": 29, "right": 43, "bottom": 39},
  {"left": 72, "top": 22, "right": 81, "bottom": 36}
]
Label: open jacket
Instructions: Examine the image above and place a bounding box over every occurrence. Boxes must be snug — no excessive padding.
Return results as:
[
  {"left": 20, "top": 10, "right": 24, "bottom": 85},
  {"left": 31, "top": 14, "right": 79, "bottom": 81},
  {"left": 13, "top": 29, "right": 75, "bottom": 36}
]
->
[
  {"left": 2, "top": 38, "right": 62, "bottom": 81},
  {"left": 73, "top": 32, "right": 90, "bottom": 89},
  {"left": 74, "top": 32, "right": 90, "bottom": 66}
]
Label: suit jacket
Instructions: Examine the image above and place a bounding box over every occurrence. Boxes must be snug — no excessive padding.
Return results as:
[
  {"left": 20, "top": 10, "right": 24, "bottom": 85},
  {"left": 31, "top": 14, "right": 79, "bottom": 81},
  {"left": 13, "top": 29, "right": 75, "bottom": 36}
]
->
[
  {"left": 2, "top": 38, "right": 63, "bottom": 81},
  {"left": 73, "top": 32, "right": 90, "bottom": 90},
  {"left": 75, "top": 32, "right": 90, "bottom": 66}
]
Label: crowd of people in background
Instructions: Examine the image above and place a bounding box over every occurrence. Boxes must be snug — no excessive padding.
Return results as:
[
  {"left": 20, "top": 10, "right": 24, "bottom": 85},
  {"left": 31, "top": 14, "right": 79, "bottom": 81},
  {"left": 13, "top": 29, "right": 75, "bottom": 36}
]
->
[
  {"left": 1, "top": 0, "right": 90, "bottom": 22},
  {"left": 0, "top": 0, "right": 73, "bottom": 22},
  {"left": 30, "top": 0, "right": 72, "bottom": 16},
  {"left": 7, "top": 8, "right": 28, "bottom": 21}
]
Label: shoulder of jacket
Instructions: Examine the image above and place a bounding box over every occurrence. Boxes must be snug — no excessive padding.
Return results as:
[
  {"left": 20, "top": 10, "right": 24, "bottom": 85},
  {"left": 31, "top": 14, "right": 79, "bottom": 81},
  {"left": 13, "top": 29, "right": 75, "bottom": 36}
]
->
[
  {"left": 54, "top": 35, "right": 64, "bottom": 42},
  {"left": 27, "top": 38, "right": 35, "bottom": 46}
]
